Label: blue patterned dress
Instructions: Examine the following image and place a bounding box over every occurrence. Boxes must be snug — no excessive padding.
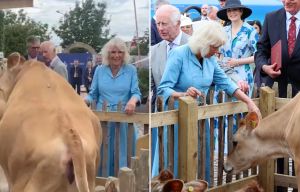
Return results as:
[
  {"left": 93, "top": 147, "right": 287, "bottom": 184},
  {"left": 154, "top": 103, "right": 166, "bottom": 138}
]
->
[{"left": 219, "top": 22, "right": 259, "bottom": 96}]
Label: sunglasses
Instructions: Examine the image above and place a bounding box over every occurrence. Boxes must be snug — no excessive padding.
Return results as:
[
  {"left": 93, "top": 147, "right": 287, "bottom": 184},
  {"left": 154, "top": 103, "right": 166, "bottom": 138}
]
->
[{"left": 219, "top": 0, "right": 226, "bottom": 2}]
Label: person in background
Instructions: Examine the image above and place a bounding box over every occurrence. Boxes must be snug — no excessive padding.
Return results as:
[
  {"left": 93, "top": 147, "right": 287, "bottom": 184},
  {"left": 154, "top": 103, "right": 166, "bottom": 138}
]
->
[
  {"left": 255, "top": 1, "right": 300, "bottom": 191},
  {"left": 217, "top": 0, "right": 259, "bottom": 97},
  {"left": 69, "top": 59, "right": 83, "bottom": 95},
  {"left": 25, "top": 35, "right": 40, "bottom": 60},
  {"left": 219, "top": 0, "right": 226, "bottom": 8},
  {"left": 201, "top": 4, "right": 209, "bottom": 20},
  {"left": 247, "top": 20, "right": 262, "bottom": 36},
  {"left": 85, "top": 37, "right": 141, "bottom": 177},
  {"left": 180, "top": 14, "right": 193, "bottom": 35},
  {"left": 40, "top": 41, "right": 68, "bottom": 80},
  {"left": 207, "top": 6, "right": 220, "bottom": 22},
  {"left": 92, "top": 53, "right": 102, "bottom": 77},
  {"left": 150, "top": 4, "right": 190, "bottom": 178},
  {"left": 84, "top": 60, "right": 93, "bottom": 93},
  {"left": 151, "top": 0, "right": 170, "bottom": 46},
  {"left": 157, "top": 20, "right": 260, "bottom": 182}
]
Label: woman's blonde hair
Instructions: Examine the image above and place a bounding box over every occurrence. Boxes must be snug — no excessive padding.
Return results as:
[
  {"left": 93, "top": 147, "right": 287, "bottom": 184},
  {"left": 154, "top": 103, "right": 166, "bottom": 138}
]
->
[
  {"left": 188, "top": 20, "right": 227, "bottom": 57},
  {"left": 101, "top": 37, "right": 130, "bottom": 65}
]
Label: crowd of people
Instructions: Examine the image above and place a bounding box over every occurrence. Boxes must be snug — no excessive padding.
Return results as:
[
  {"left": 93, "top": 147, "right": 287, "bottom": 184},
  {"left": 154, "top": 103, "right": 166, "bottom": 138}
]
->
[{"left": 151, "top": 0, "right": 300, "bottom": 191}]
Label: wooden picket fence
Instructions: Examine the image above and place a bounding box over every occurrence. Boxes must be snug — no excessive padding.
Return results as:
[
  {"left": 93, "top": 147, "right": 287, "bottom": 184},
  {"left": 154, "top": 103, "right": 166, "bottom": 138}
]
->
[
  {"left": 151, "top": 84, "right": 297, "bottom": 191},
  {"left": 92, "top": 101, "right": 150, "bottom": 191}
]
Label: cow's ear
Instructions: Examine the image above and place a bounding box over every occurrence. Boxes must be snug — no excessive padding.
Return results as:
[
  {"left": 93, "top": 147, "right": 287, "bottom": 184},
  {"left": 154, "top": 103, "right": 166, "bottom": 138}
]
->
[
  {"left": 245, "top": 112, "right": 259, "bottom": 130},
  {"left": 7, "top": 52, "right": 24, "bottom": 69}
]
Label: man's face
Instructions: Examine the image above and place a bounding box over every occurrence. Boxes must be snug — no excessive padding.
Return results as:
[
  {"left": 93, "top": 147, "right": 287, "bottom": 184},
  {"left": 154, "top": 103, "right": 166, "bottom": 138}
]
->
[
  {"left": 96, "top": 55, "right": 102, "bottom": 64},
  {"left": 28, "top": 42, "right": 40, "bottom": 58},
  {"left": 219, "top": 0, "right": 226, "bottom": 8},
  {"left": 282, "top": 0, "right": 300, "bottom": 15},
  {"left": 201, "top": 5, "right": 209, "bottom": 16},
  {"left": 156, "top": 12, "right": 180, "bottom": 42},
  {"left": 40, "top": 45, "right": 52, "bottom": 64}
]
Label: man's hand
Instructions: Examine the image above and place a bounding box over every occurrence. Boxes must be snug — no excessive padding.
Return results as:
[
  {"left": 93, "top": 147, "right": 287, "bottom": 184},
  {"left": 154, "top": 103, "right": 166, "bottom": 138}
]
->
[
  {"left": 237, "top": 80, "right": 249, "bottom": 94},
  {"left": 262, "top": 63, "right": 281, "bottom": 78}
]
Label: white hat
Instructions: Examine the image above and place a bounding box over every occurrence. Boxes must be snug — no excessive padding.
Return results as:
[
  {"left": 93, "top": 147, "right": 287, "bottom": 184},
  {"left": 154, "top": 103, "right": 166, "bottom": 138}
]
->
[{"left": 180, "top": 15, "right": 193, "bottom": 27}]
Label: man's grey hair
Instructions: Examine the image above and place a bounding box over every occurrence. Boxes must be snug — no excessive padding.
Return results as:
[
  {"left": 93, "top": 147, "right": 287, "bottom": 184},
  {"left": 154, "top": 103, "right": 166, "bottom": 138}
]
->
[
  {"left": 101, "top": 37, "right": 130, "bottom": 65},
  {"left": 26, "top": 35, "right": 40, "bottom": 47},
  {"left": 188, "top": 20, "right": 227, "bottom": 56},
  {"left": 156, "top": 4, "right": 181, "bottom": 25}
]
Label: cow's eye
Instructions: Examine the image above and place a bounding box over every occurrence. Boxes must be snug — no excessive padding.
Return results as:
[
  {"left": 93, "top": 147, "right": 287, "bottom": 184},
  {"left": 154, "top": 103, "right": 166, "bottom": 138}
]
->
[{"left": 233, "top": 141, "right": 238, "bottom": 147}]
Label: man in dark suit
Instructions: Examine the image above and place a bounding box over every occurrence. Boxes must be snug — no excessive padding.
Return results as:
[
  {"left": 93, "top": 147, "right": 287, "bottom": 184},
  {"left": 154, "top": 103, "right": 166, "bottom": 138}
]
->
[
  {"left": 25, "top": 35, "right": 40, "bottom": 60},
  {"left": 255, "top": 0, "right": 300, "bottom": 98},
  {"left": 70, "top": 59, "right": 83, "bottom": 95},
  {"left": 255, "top": 1, "right": 300, "bottom": 191}
]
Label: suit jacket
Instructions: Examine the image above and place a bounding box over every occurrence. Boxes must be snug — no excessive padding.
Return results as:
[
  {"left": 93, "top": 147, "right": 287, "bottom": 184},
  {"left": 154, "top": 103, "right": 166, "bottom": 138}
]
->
[
  {"left": 151, "top": 32, "right": 190, "bottom": 88},
  {"left": 255, "top": 8, "right": 300, "bottom": 97},
  {"left": 70, "top": 65, "right": 83, "bottom": 82},
  {"left": 151, "top": 18, "right": 163, "bottom": 46},
  {"left": 50, "top": 56, "right": 68, "bottom": 81}
]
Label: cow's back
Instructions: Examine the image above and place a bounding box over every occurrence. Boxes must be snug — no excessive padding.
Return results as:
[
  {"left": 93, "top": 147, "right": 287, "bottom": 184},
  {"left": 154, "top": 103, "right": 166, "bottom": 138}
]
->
[{"left": 0, "top": 61, "right": 100, "bottom": 192}]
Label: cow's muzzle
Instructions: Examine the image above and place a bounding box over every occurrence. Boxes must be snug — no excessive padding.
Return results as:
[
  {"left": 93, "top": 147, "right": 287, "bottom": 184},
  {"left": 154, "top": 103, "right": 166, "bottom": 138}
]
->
[{"left": 223, "top": 163, "right": 233, "bottom": 174}]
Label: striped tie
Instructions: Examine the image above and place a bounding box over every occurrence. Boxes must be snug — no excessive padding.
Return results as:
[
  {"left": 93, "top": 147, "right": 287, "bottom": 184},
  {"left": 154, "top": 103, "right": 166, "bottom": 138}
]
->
[{"left": 288, "top": 16, "right": 297, "bottom": 57}]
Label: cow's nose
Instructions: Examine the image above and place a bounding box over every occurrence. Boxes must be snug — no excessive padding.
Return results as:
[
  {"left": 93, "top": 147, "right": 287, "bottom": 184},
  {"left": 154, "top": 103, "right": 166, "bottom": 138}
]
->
[{"left": 223, "top": 163, "right": 233, "bottom": 173}]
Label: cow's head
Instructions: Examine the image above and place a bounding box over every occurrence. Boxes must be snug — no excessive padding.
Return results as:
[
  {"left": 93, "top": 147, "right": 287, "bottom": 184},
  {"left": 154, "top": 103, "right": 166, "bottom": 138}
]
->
[
  {"left": 224, "top": 112, "right": 261, "bottom": 174},
  {"left": 0, "top": 52, "right": 25, "bottom": 100},
  {"left": 0, "top": 52, "right": 25, "bottom": 118}
]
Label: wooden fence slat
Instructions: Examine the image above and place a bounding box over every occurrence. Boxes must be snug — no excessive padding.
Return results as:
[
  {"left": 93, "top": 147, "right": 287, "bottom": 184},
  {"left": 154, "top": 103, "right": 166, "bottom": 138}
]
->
[
  {"left": 157, "top": 96, "right": 164, "bottom": 172},
  {"left": 226, "top": 97, "right": 233, "bottom": 183},
  {"left": 167, "top": 97, "right": 175, "bottom": 173},
  {"left": 198, "top": 119, "right": 206, "bottom": 180},
  {"left": 208, "top": 89, "right": 215, "bottom": 187},
  {"left": 217, "top": 92, "right": 225, "bottom": 186},
  {"left": 235, "top": 113, "right": 242, "bottom": 181},
  {"left": 127, "top": 123, "right": 134, "bottom": 167}
]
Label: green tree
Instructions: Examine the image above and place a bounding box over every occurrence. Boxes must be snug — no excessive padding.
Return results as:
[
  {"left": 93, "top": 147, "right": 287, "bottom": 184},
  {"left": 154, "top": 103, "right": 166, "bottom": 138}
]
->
[
  {"left": 0, "top": 10, "right": 4, "bottom": 52},
  {"left": 137, "top": 68, "right": 149, "bottom": 101},
  {"left": 130, "top": 29, "right": 149, "bottom": 56},
  {"left": 53, "top": 0, "right": 112, "bottom": 52},
  {"left": 3, "top": 10, "right": 49, "bottom": 57}
]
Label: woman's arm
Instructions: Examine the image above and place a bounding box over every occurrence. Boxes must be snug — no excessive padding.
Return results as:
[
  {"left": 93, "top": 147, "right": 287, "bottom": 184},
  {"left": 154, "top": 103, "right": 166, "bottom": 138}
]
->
[
  {"left": 227, "top": 56, "right": 254, "bottom": 67},
  {"left": 233, "top": 89, "right": 261, "bottom": 116}
]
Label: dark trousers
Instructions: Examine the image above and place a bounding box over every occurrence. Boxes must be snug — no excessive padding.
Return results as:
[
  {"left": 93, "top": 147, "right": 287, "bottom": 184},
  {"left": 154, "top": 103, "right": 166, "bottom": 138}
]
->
[{"left": 71, "top": 77, "right": 81, "bottom": 95}]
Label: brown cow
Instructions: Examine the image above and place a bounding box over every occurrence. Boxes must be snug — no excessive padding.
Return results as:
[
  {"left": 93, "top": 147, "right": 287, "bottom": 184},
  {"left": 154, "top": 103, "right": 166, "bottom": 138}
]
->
[
  {"left": 224, "top": 92, "right": 300, "bottom": 187},
  {"left": 0, "top": 53, "right": 101, "bottom": 192}
]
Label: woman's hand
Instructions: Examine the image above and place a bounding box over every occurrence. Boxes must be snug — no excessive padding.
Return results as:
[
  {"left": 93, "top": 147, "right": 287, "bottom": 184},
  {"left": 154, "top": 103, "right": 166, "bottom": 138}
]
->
[
  {"left": 125, "top": 98, "right": 137, "bottom": 115},
  {"left": 237, "top": 80, "right": 249, "bottom": 94},
  {"left": 227, "top": 58, "right": 239, "bottom": 67},
  {"left": 186, "top": 87, "right": 203, "bottom": 99}
]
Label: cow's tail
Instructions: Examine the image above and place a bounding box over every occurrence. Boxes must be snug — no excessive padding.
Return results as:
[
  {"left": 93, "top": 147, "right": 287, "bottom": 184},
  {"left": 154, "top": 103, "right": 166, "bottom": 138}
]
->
[{"left": 60, "top": 111, "right": 89, "bottom": 192}]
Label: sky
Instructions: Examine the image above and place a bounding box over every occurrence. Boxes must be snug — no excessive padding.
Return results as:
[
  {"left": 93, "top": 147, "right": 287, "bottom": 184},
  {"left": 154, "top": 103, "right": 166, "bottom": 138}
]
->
[{"left": 11, "top": 0, "right": 149, "bottom": 45}]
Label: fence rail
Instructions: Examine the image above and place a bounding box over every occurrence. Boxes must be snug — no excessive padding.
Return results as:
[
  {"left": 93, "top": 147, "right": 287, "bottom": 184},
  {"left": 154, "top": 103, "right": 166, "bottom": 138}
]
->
[{"left": 150, "top": 85, "right": 296, "bottom": 191}]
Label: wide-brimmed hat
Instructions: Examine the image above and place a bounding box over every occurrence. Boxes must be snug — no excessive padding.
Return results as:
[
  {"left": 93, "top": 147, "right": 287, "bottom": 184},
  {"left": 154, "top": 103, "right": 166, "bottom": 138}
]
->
[
  {"left": 217, "top": 0, "right": 252, "bottom": 21},
  {"left": 162, "top": 179, "right": 184, "bottom": 192}
]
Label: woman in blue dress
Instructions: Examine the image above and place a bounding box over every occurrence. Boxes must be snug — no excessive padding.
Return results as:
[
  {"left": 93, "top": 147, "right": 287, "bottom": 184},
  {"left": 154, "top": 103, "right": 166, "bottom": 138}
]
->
[
  {"left": 216, "top": 0, "right": 259, "bottom": 97},
  {"left": 85, "top": 37, "right": 141, "bottom": 176},
  {"left": 156, "top": 21, "right": 260, "bottom": 181}
]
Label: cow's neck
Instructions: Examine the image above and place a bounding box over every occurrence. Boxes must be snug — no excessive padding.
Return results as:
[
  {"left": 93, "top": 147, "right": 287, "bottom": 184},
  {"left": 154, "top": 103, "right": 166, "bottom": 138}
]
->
[
  {"left": 0, "top": 71, "right": 17, "bottom": 101},
  {"left": 254, "top": 95, "right": 300, "bottom": 159}
]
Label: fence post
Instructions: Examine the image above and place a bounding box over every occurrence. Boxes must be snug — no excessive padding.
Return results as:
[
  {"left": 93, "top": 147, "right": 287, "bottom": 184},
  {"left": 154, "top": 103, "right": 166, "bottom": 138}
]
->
[
  {"left": 258, "top": 87, "right": 275, "bottom": 192},
  {"left": 119, "top": 167, "right": 135, "bottom": 192},
  {"left": 178, "top": 96, "right": 198, "bottom": 182}
]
